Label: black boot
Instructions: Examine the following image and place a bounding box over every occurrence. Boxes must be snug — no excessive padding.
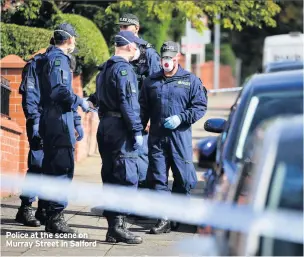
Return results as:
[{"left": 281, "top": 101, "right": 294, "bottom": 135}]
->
[
  {"left": 106, "top": 216, "right": 143, "bottom": 244},
  {"left": 171, "top": 221, "right": 180, "bottom": 231},
  {"left": 150, "top": 219, "right": 171, "bottom": 234},
  {"left": 35, "top": 208, "right": 47, "bottom": 225},
  {"left": 45, "top": 212, "right": 76, "bottom": 234},
  {"left": 15, "top": 205, "right": 41, "bottom": 227}
]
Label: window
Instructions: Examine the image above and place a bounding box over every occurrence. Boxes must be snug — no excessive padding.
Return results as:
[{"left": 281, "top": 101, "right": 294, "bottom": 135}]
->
[
  {"left": 1, "top": 76, "right": 11, "bottom": 117},
  {"left": 235, "top": 91, "right": 303, "bottom": 161},
  {"left": 261, "top": 136, "right": 303, "bottom": 256}
]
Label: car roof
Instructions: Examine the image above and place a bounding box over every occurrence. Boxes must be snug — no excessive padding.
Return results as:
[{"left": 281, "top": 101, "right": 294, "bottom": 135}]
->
[
  {"left": 243, "top": 69, "right": 303, "bottom": 95},
  {"left": 264, "top": 61, "right": 304, "bottom": 72}
]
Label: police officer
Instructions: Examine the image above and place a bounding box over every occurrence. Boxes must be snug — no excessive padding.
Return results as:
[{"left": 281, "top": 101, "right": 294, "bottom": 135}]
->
[
  {"left": 39, "top": 23, "right": 89, "bottom": 234},
  {"left": 118, "top": 13, "right": 162, "bottom": 188},
  {"left": 15, "top": 45, "right": 56, "bottom": 227},
  {"left": 140, "top": 41, "right": 208, "bottom": 234},
  {"left": 93, "top": 31, "right": 144, "bottom": 244}
]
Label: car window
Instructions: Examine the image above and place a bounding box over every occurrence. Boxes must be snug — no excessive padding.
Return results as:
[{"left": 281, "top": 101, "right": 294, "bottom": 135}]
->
[
  {"left": 235, "top": 91, "right": 303, "bottom": 160},
  {"left": 260, "top": 136, "right": 303, "bottom": 256}
]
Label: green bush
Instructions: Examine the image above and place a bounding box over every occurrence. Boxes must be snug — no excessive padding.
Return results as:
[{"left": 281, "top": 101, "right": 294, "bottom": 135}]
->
[
  {"left": 73, "top": 4, "right": 119, "bottom": 45},
  {"left": 1, "top": 22, "right": 52, "bottom": 60},
  {"left": 52, "top": 13, "right": 110, "bottom": 86}
]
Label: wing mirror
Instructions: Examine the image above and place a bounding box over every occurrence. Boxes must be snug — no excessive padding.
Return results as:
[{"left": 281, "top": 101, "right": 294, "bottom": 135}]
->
[
  {"left": 204, "top": 118, "right": 227, "bottom": 133},
  {"left": 196, "top": 136, "right": 218, "bottom": 169}
]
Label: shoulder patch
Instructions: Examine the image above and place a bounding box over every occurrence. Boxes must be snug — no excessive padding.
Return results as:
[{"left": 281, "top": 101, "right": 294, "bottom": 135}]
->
[
  {"left": 55, "top": 59, "right": 61, "bottom": 66},
  {"left": 120, "top": 70, "right": 128, "bottom": 76}
]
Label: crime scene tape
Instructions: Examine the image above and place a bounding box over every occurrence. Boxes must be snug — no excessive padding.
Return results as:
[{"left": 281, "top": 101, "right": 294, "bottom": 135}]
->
[
  {"left": 1, "top": 173, "right": 302, "bottom": 244},
  {"left": 208, "top": 87, "right": 242, "bottom": 94}
]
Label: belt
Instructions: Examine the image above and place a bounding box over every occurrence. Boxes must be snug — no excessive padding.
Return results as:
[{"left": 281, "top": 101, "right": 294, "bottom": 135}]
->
[{"left": 104, "top": 111, "right": 122, "bottom": 118}]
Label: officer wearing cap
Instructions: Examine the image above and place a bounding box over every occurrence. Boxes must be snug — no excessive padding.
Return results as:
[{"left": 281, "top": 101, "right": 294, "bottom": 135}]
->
[
  {"left": 118, "top": 13, "right": 162, "bottom": 189},
  {"left": 92, "top": 31, "right": 144, "bottom": 244},
  {"left": 140, "top": 41, "right": 208, "bottom": 234},
  {"left": 39, "top": 23, "right": 89, "bottom": 234}
]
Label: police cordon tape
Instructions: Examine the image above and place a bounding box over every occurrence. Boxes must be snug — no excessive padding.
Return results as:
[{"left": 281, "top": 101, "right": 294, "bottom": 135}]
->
[
  {"left": 208, "top": 87, "right": 243, "bottom": 94},
  {"left": 1, "top": 173, "right": 302, "bottom": 244}
]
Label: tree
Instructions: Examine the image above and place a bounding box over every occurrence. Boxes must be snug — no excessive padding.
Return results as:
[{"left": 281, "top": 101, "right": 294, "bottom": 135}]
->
[
  {"left": 106, "top": 0, "right": 281, "bottom": 32},
  {"left": 229, "top": 0, "right": 303, "bottom": 82}
]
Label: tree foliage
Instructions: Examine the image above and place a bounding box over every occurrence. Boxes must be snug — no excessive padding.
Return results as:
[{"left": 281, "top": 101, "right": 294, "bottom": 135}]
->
[
  {"left": 1, "top": 22, "right": 52, "bottom": 60},
  {"left": 52, "top": 13, "right": 110, "bottom": 85},
  {"left": 107, "top": 0, "right": 281, "bottom": 32},
  {"left": 230, "top": 0, "right": 303, "bottom": 82}
]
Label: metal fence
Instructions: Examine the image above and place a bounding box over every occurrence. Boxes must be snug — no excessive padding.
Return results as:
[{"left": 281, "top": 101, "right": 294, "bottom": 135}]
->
[{"left": 1, "top": 76, "right": 11, "bottom": 117}]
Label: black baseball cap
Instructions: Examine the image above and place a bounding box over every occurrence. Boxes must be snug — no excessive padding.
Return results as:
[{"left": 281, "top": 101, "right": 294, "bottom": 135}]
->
[
  {"left": 160, "top": 41, "right": 179, "bottom": 58},
  {"left": 54, "top": 23, "right": 78, "bottom": 41},
  {"left": 118, "top": 13, "right": 140, "bottom": 26},
  {"left": 114, "top": 31, "right": 143, "bottom": 47}
]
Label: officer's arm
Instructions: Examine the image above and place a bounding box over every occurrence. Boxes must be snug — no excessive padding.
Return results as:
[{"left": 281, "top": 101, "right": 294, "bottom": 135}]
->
[
  {"left": 139, "top": 78, "right": 150, "bottom": 129},
  {"left": 178, "top": 77, "right": 208, "bottom": 124},
  {"left": 146, "top": 48, "right": 162, "bottom": 75},
  {"left": 19, "top": 65, "right": 41, "bottom": 125},
  {"left": 73, "top": 107, "right": 82, "bottom": 127},
  {"left": 117, "top": 68, "right": 143, "bottom": 135},
  {"left": 49, "top": 56, "right": 81, "bottom": 107}
]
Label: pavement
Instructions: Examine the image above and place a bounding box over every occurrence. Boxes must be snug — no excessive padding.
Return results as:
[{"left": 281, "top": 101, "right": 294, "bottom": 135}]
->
[{"left": 1, "top": 92, "right": 238, "bottom": 256}]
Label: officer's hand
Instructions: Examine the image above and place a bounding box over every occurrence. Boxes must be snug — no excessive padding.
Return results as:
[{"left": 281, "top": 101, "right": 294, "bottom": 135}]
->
[
  {"left": 80, "top": 99, "right": 90, "bottom": 113},
  {"left": 134, "top": 134, "right": 144, "bottom": 149},
  {"left": 164, "top": 115, "right": 181, "bottom": 130},
  {"left": 145, "top": 120, "right": 151, "bottom": 133},
  {"left": 75, "top": 125, "right": 84, "bottom": 141},
  {"left": 32, "top": 124, "right": 41, "bottom": 139},
  {"left": 88, "top": 100, "right": 94, "bottom": 109}
]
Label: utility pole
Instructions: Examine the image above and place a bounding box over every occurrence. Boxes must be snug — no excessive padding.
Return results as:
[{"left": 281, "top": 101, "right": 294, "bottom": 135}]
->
[
  {"left": 235, "top": 58, "right": 242, "bottom": 87},
  {"left": 213, "top": 14, "right": 220, "bottom": 90}
]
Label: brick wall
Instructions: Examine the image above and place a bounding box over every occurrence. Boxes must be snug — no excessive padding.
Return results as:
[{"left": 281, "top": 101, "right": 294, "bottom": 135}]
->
[
  {"left": 0, "top": 115, "right": 23, "bottom": 197},
  {"left": 179, "top": 55, "right": 236, "bottom": 90},
  {"left": 1, "top": 55, "right": 29, "bottom": 174},
  {"left": 72, "top": 75, "right": 99, "bottom": 162}
]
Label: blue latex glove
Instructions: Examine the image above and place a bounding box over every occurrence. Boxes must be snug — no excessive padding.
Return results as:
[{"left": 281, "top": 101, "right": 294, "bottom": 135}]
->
[
  {"left": 134, "top": 134, "right": 143, "bottom": 149},
  {"left": 80, "top": 99, "right": 90, "bottom": 112},
  {"left": 164, "top": 115, "right": 181, "bottom": 130},
  {"left": 32, "top": 124, "right": 40, "bottom": 138},
  {"left": 75, "top": 125, "right": 84, "bottom": 141}
]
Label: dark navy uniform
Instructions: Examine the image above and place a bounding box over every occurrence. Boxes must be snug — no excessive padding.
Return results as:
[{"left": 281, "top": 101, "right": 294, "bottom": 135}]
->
[
  {"left": 140, "top": 66, "right": 207, "bottom": 194},
  {"left": 96, "top": 56, "right": 143, "bottom": 188},
  {"left": 40, "top": 46, "right": 82, "bottom": 216},
  {"left": 93, "top": 30, "right": 144, "bottom": 244},
  {"left": 131, "top": 39, "right": 161, "bottom": 186},
  {"left": 16, "top": 46, "right": 55, "bottom": 227}
]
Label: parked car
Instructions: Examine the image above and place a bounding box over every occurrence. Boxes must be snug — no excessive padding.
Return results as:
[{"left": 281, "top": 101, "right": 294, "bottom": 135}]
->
[
  {"left": 197, "top": 69, "right": 303, "bottom": 200},
  {"left": 214, "top": 115, "right": 303, "bottom": 256}
]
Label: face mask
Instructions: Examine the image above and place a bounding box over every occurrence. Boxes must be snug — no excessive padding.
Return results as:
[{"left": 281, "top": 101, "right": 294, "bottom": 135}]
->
[
  {"left": 162, "top": 57, "right": 174, "bottom": 72},
  {"left": 67, "top": 46, "right": 75, "bottom": 54},
  {"left": 131, "top": 47, "right": 140, "bottom": 61}
]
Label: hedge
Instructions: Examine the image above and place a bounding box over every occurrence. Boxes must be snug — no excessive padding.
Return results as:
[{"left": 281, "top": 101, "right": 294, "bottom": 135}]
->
[
  {"left": 52, "top": 14, "right": 110, "bottom": 85},
  {"left": 1, "top": 22, "right": 52, "bottom": 60}
]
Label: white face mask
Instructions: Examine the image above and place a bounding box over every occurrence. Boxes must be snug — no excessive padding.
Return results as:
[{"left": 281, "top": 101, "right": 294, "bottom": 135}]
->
[
  {"left": 131, "top": 47, "right": 140, "bottom": 61},
  {"left": 67, "top": 45, "right": 75, "bottom": 54},
  {"left": 162, "top": 57, "right": 174, "bottom": 72}
]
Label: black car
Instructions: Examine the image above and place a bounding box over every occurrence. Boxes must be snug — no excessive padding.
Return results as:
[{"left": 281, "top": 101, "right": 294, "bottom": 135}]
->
[
  {"left": 198, "top": 69, "right": 303, "bottom": 200},
  {"left": 215, "top": 115, "right": 304, "bottom": 256}
]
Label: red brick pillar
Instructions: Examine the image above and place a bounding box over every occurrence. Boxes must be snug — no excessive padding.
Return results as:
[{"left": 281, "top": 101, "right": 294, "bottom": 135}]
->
[
  {"left": 0, "top": 55, "right": 28, "bottom": 175},
  {"left": 0, "top": 116, "right": 23, "bottom": 197}
]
